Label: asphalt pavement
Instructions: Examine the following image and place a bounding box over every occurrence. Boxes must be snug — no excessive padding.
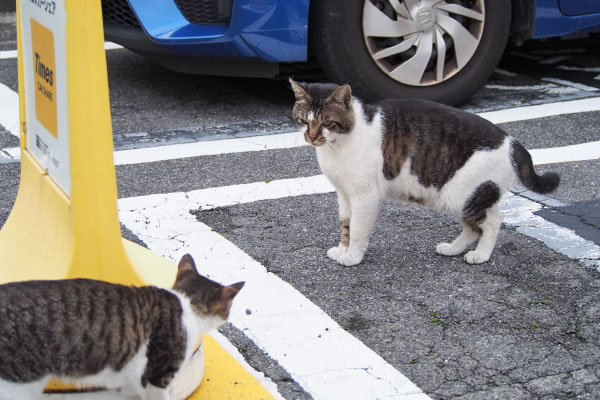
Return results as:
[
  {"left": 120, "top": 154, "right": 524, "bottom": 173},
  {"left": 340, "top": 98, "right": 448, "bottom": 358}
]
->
[{"left": 1, "top": 13, "right": 600, "bottom": 400}]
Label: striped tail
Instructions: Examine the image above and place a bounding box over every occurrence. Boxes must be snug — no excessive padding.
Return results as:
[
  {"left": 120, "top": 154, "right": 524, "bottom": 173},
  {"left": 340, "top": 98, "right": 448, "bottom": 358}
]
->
[{"left": 511, "top": 140, "right": 560, "bottom": 194}]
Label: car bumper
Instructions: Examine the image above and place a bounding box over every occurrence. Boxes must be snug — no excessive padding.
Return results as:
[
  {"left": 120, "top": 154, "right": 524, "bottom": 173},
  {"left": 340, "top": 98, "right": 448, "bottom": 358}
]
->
[{"left": 102, "top": 0, "right": 309, "bottom": 63}]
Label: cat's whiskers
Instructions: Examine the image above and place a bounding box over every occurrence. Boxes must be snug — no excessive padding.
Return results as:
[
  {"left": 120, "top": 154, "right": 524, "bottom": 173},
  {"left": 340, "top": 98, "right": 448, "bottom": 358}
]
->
[{"left": 323, "top": 138, "right": 339, "bottom": 157}]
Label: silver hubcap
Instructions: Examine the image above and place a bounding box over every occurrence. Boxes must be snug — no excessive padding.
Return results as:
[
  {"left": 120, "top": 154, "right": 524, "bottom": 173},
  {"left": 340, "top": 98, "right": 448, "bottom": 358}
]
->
[{"left": 363, "top": 0, "right": 485, "bottom": 86}]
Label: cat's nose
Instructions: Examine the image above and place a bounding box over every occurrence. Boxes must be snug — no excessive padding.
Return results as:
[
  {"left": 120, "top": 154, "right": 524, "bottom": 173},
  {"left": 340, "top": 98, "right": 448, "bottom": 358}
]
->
[{"left": 304, "top": 131, "right": 319, "bottom": 144}]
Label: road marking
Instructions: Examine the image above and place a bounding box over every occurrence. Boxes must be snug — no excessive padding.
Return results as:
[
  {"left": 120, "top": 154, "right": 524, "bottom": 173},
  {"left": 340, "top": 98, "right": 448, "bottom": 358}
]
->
[
  {"left": 501, "top": 193, "right": 600, "bottom": 269},
  {"left": 117, "top": 173, "right": 599, "bottom": 398},
  {"left": 3, "top": 80, "right": 600, "bottom": 164},
  {"left": 477, "top": 96, "right": 600, "bottom": 124},
  {"left": 112, "top": 131, "right": 307, "bottom": 165},
  {"left": 531, "top": 140, "right": 600, "bottom": 165},
  {"left": 0, "top": 82, "right": 19, "bottom": 137},
  {"left": 2, "top": 135, "right": 600, "bottom": 167},
  {"left": 0, "top": 49, "right": 17, "bottom": 60},
  {"left": 484, "top": 83, "right": 579, "bottom": 94},
  {"left": 83, "top": 97, "right": 600, "bottom": 164},
  {"left": 118, "top": 186, "right": 430, "bottom": 400},
  {"left": 541, "top": 77, "right": 599, "bottom": 92},
  {"left": 119, "top": 174, "right": 600, "bottom": 269}
]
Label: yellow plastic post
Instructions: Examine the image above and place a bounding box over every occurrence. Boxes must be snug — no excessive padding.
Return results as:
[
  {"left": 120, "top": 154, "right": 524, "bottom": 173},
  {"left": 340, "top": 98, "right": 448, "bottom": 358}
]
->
[
  {"left": 0, "top": 0, "right": 172, "bottom": 285},
  {"left": 0, "top": 1, "right": 274, "bottom": 398}
]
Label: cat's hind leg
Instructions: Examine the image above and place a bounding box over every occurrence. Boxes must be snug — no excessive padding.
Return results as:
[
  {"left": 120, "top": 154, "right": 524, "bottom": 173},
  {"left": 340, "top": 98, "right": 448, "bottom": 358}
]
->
[
  {"left": 436, "top": 222, "right": 480, "bottom": 257},
  {"left": 464, "top": 206, "right": 502, "bottom": 264},
  {"left": 328, "top": 190, "right": 351, "bottom": 261},
  {"left": 459, "top": 181, "right": 503, "bottom": 264}
]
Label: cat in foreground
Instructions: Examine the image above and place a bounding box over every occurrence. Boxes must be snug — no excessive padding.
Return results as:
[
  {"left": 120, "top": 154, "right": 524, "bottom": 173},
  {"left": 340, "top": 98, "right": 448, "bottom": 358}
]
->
[
  {"left": 290, "top": 79, "right": 560, "bottom": 266},
  {"left": 0, "top": 254, "right": 244, "bottom": 400}
]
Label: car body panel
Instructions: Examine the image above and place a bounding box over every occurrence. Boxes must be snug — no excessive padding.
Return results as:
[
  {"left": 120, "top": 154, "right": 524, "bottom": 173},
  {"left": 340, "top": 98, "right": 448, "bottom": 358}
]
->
[
  {"left": 559, "top": 0, "right": 600, "bottom": 16},
  {"left": 125, "top": 0, "right": 308, "bottom": 61},
  {"left": 239, "top": 0, "right": 309, "bottom": 62},
  {"left": 534, "top": 0, "right": 600, "bottom": 38}
]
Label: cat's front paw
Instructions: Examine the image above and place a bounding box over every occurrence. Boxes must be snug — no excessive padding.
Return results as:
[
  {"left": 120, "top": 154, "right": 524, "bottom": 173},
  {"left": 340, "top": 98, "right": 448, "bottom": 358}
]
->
[
  {"left": 464, "top": 251, "right": 490, "bottom": 264},
  {"left": 436, "top": 242, "right": 462, "bottom": 256},
  {"left": 327, "top": 245, "right": 347, "bottom": 261},
  {"left": 336, "top": 251, "right": 363, "bottom": 266}
]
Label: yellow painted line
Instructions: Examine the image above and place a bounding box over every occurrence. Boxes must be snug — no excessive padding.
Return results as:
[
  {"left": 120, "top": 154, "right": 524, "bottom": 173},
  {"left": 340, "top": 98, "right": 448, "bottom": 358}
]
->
[{"left": 191, "top": 334, "right": 276, "bottom": 400}]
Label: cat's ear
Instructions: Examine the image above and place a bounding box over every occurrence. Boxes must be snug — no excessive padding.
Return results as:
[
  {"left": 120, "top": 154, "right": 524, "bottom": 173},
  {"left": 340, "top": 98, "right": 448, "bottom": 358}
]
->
[
  {"left": 289, "top": 78, "right": 311, "bottom": 102},
  {"left": 176, "top": 254, "right": 197, "bottom": 281},
  {"left": 221, "top": 281, "right": 245, "bottom": 301},
  {"left": 326, "top": 84, "right": 352, "bottom": 108}
]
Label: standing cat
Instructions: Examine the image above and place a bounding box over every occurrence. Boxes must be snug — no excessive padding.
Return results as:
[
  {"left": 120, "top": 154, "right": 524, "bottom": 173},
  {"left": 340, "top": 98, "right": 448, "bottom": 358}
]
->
[
  {"left": 290, "top": 78, "right": 560, "bottom": 266},
  {"left": 0, "top": 254, "right": 244, "bottom": 400}
]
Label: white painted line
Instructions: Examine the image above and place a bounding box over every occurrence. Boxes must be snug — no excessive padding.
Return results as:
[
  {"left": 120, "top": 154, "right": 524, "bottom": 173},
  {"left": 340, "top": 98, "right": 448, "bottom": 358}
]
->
[
  {"left": 530, "top": 140, "right": 600, "bottom": 165},
  {"left": 120, "top": 174, "right": 599, "bottom": 269},
  {"left": 478, "top": 97, "right": 600, "bottom": 124},
  {"left": 118, "top": 186, "right": 430, "bottom": 400},
  {"left": 103, "top": 41, "right": 123, "bottom": 50},
  {"left": 0, "top": 42, "right": 123, "bottom": 60},
  {"left": 0, "top": 82, "right": 20, "bottom": 137},
  {"left": 112, "top": 131, "right": 306, "bottom": 165},
  {"left": 3, "top": 76, "right": 600, "bottom": 165},
  {"left": 0, "top": 146, "right": 20, "bottom": 162},
  {"left": 500, "top": 193, "right": 600, "bottom": 269},
  {"left": 111, "top": 97, "right": 600, "bottom": 164},
  {"left": 484, "top": 83, "right": 579, "bottom": 94},
  {"left": 0, "top": 49, "right": 18, "bottom": 60},
  {"left": 557, "top": 65, "right": 600, "bottom": 81},
  {"left": 111, "top": 97, "right": 600, "bottom": 165},
  {"left": 558, "top": 65, "right": 600, "bottom": 73},
  {"left": 541, "top": 77, "right": 599, "bottom": 92},
  {"left": 3, "top": 135, "right": 600, "bottom": 167}
]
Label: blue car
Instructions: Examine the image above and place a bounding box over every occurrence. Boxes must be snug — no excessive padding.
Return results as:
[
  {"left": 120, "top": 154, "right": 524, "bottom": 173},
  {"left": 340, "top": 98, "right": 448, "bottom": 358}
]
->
[{"left": 101, "top": 0, "right": 600, "bottom": 105}]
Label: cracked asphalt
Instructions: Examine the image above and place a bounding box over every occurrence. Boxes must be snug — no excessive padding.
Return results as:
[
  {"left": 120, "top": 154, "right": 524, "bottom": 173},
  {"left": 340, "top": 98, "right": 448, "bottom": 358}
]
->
[{"left": 195, "top": 195, "right": 600, "bottom": 399}]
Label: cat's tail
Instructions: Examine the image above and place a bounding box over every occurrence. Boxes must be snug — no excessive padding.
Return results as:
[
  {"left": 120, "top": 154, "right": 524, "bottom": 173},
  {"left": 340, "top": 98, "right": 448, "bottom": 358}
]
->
[{"left": 511, "top": 140, "right": 560, "bottom": 194}]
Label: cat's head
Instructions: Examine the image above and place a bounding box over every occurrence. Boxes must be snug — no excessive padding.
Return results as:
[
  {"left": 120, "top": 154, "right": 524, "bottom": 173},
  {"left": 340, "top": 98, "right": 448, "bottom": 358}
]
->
[
  {"left": 173, "top": 254, "right": 244, "bottom": 322},
  {"left": 290, "top": 78, "right": 355, "bottom": 146}
]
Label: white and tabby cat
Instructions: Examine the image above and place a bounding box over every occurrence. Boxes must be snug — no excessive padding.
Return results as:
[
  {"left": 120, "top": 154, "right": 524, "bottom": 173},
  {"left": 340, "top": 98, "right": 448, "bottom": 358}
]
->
[
  {"left": 0, "top": 254, "right": 244, "bottom": 400},
  {"left": 290, "top": 79, "right": 560, "bottom": 266}
]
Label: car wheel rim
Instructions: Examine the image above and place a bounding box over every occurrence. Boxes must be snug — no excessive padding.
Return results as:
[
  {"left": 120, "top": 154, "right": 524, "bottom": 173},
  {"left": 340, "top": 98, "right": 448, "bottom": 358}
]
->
[{"left": 362, "top": 0, "right": 485, "bottom": 87}]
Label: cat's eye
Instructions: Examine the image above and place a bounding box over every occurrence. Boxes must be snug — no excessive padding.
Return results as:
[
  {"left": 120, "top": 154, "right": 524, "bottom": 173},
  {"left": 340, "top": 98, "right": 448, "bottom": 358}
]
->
[
  {"left": 296, "top": 117, "right": 308, "bottom": 125},
  {"left": 323, "top": 120, "right": 337, "bottom": 129}
]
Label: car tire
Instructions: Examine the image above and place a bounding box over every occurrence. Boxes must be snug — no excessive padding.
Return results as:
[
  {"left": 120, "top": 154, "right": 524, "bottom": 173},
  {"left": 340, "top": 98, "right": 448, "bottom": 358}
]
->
[{"left": 310, "top": 0, "right": 511, "bottom": 105}]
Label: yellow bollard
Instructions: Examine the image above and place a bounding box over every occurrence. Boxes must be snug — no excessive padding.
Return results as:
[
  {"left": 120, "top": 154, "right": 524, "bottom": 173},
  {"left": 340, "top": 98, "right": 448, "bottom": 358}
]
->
[{"left": 0, "top": 0, "right": 274, "bottom": 398}]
